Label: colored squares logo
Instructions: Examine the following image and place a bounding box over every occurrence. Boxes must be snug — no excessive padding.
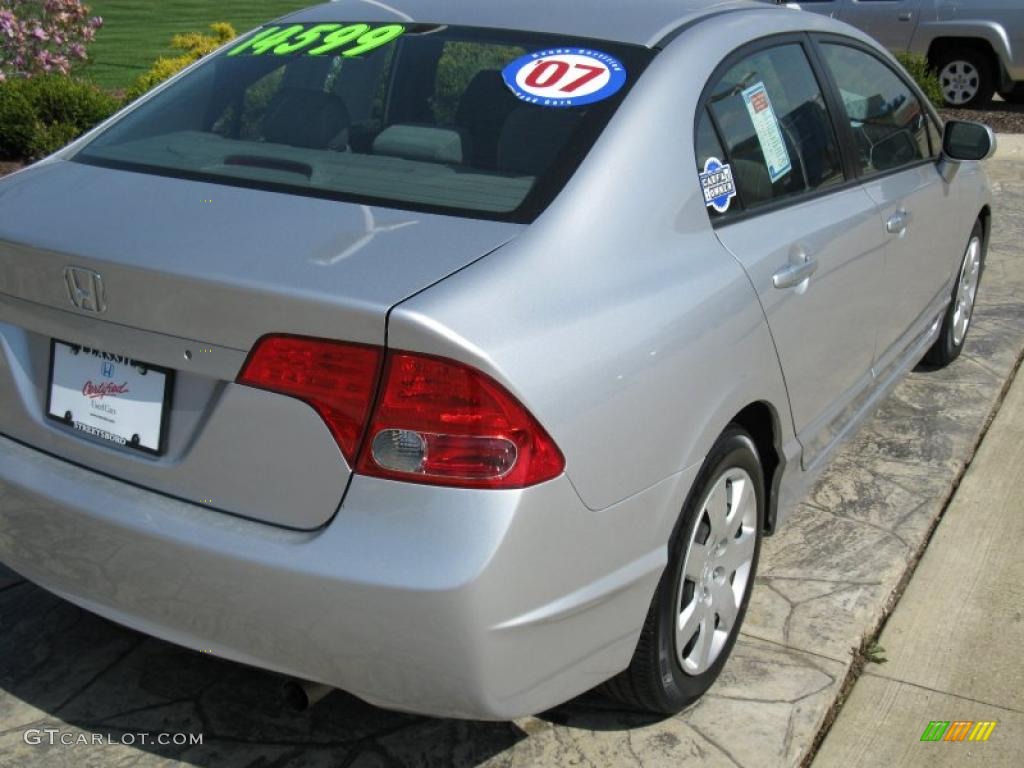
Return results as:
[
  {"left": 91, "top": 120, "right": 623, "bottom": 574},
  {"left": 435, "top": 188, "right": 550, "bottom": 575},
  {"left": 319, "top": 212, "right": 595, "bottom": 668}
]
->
[{"left": 920, "top": 720, "right": 997, "bottom": 742}]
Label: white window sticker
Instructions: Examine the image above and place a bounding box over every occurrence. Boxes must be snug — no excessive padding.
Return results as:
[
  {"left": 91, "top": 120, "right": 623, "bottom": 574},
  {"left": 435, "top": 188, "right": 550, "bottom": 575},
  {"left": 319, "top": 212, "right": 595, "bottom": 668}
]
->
[
  {"left": 741, "top": 82, "right": 792, "bottom": 183},
  {"left": 700, "top": 157, "right": 736, "bottom": 213}
]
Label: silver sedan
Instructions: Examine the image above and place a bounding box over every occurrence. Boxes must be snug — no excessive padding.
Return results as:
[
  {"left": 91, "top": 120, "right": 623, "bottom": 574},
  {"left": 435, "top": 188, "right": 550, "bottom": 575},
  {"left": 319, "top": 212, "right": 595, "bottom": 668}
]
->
[{"left": 0, "top": 0, "right": 994, "bottom": 719}]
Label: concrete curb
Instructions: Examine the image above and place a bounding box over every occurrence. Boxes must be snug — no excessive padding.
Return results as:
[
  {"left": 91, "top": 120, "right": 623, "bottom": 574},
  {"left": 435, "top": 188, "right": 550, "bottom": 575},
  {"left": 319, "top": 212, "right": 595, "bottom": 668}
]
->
[{"left": 813, "top": 337, "right": 1024, "bottom": 766}]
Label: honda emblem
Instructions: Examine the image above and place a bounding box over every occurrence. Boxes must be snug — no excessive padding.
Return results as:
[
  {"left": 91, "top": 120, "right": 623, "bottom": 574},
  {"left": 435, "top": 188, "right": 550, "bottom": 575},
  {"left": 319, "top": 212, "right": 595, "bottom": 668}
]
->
[{"left": 63, "top": 267, "right": 106, "bottom": 313}]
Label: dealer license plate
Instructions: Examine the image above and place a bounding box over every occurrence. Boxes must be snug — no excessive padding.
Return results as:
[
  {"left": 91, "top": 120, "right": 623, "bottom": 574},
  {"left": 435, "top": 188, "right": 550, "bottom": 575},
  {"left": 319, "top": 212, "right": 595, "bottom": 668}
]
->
[{"left": 46, "top": 341, "right": 172, "bottom": 455}]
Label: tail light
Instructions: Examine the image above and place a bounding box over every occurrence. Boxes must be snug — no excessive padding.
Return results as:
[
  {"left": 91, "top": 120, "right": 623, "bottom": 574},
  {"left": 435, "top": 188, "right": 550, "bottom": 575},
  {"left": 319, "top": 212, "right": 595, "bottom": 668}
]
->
[
  {"left": 237, "top": 335, "right": 382, "bottom": 464},
  {"left": 238, "top": 336, "right": 564, "bottom": 489},
  {"left": 356, "top": 351, "right": 565, "bottom": 488}
]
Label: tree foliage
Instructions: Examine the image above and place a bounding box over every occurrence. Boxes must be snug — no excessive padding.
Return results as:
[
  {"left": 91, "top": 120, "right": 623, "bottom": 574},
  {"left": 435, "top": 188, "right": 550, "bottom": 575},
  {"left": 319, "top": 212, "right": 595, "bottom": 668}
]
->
[{"left": 0, "top": 0, "right": 103, "bottom": 80}]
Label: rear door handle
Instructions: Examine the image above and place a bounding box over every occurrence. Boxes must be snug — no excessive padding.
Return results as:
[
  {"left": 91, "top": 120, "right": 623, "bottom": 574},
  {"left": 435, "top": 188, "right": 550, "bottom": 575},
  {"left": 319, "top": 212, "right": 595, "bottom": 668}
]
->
[
  {"left": 898, "top": 12, "right": 913, "bottom": 21},
  {"left": 887, "top": 209, "right": 910, "bottom": 235},
  {"left": 772, "top": 257, "right": 819, "bottom": 290}
]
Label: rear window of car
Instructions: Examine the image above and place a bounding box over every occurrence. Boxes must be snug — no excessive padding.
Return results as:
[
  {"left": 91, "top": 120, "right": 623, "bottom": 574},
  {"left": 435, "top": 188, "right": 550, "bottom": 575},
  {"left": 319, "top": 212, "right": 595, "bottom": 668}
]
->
[{"left": 73, "top": 24, "right": 653, "bottom": 223}]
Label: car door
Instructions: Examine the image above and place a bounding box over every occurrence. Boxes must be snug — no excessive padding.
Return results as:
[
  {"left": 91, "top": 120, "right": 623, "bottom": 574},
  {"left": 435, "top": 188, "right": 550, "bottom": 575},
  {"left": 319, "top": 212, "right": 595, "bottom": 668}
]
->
[
  {"left": 698, "top": 37, "right": 891, "bottom": 468},
  {"left": 835, "top": 0, "right": 924, "bottom": 51},
  {"left": 816, "top": 39, "right": 953, "bottom": 372}
]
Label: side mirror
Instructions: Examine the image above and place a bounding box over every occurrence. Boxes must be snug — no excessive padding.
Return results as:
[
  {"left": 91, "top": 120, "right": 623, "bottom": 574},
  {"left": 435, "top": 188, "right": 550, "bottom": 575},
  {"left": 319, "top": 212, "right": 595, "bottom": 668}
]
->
[{"left": 942, "top": 120, "right": 996, "bottom": 162}]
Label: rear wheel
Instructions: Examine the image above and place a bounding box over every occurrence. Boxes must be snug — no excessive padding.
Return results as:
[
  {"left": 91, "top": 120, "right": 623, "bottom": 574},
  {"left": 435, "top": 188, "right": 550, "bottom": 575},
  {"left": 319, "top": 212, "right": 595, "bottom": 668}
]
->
[
  {"left": 935, "top": 49, "right": 995, "bottom": 107},
  {"left": 922, "top": 220, "right": 985, "bottom": 368},
  {"left": 602, "top": 427, "right": 764, "bottom": 714}
]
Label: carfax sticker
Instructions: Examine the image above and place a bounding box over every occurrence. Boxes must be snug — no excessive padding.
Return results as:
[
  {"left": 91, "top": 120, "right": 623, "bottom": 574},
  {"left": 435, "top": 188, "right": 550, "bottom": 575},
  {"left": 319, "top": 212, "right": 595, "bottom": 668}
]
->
[
  {"left": 700, "top": 157, "right": 736, "bottom": 213},
  {"left": 741, "top": 82, "right": 792, "bottom": 183},
  {"left": 502, "top": 48, "right": 627, "bottom": 108}
]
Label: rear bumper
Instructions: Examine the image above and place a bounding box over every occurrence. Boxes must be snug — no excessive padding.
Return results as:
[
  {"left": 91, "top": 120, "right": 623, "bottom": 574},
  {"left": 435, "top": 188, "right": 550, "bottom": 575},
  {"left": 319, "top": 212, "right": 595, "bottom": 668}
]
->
[{"left": 0, "top": 433, "right": 695, "bottom": 719}]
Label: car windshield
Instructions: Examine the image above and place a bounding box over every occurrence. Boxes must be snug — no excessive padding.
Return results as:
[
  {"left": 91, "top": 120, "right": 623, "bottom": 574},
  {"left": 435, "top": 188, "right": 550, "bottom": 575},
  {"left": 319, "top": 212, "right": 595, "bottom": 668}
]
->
[{"left": 74, "top": 23, "right": 653, "bottom": 222}]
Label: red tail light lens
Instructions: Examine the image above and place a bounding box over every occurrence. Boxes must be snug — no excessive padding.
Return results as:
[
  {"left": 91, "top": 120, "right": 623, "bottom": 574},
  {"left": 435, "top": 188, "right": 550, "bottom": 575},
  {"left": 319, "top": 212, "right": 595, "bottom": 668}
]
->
[
  {"left": 356, "top": 352, "right": 565, "bottom": 489},
  {"left": 237, "top": 335, "right": 382, "bottom": 463},
  {"left": 237, "top": 336, "right": 564, "bottom": 489}
]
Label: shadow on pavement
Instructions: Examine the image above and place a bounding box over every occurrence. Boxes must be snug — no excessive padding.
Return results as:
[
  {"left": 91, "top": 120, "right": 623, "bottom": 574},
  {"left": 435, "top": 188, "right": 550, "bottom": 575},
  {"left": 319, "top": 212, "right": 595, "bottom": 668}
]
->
[{"left": 0, "top": 569, "right": 663, "bottom": 766}]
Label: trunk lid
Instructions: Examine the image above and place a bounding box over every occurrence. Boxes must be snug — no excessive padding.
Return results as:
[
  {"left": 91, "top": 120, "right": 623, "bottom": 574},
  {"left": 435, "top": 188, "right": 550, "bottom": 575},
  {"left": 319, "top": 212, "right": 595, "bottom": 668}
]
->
[{"left": 0, "top": 161, "right": 521, "bottom": 529}]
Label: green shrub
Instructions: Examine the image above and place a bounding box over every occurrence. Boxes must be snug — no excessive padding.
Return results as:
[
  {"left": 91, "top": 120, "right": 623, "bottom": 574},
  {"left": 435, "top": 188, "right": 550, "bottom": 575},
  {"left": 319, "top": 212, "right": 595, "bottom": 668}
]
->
[
  {"left": 18, "top": 74, "right": 119, "bottom": 129},
  {"left": 0, "top": 22, "right": 238, "bottom": 161},
  {"left": 895, "top": 52, "right": 944, "bottom": 108},
  {"left": 124, "top": 22, "right": 236, "bottom": 102},
  {"left": 0, "top": 80, "right": 35, "bottom": 160},
  {"left": 28, "top": 120, "right": 83, "bottom": 159},
  {"left": 0, "top": 75, "right": 118, "bottom": 161},
  {"left": 433, "top": 42, "right": 523, "bottom": 123}
]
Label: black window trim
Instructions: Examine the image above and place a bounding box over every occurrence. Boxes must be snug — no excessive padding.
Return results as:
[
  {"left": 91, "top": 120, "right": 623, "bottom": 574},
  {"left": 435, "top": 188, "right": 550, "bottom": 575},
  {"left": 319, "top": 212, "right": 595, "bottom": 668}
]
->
[
  {"left": 695, "top": 31, "right": 946, "bottom": 229},
  {"left": 701, "top": 104, "right": 748, "bottom": 213},
  {"left": 694, "top": 31, "right": 861, "bottom": 228}
]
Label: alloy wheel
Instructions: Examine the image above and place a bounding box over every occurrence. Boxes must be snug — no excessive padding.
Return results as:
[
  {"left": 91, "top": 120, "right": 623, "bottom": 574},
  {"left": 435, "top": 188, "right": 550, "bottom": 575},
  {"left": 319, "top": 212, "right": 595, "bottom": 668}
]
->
[
  {"left": 940, "top": 60, "right": 980, "bottom": 106},
  {"left": 953, "top": 236, "right": 982, "bottom": 346},
  {"left": 675, "top": 467, "right": 758, "bottom": 675}
]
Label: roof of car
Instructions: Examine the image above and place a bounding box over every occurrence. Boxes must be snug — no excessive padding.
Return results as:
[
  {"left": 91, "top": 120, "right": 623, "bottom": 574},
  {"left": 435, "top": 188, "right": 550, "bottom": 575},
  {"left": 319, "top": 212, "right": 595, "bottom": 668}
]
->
[{"left": 279, "top": 0, "right": 769, "bottom": 48}]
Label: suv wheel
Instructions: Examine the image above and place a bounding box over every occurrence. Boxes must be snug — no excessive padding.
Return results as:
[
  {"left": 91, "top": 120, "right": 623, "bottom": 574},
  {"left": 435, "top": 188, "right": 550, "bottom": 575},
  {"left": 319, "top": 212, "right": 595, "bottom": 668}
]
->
[
  {"left": 602, "top": 426, "right": 764, "bottom": 714},
  {"left": 936, "top": 49, "right": 995, "bottom": 107}
]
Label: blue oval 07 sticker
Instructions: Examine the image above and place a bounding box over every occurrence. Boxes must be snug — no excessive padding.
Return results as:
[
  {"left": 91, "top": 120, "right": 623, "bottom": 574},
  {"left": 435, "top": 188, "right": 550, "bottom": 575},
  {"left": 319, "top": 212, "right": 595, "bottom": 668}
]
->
[{"left": 502, "top": 48, "right": 627, "bottom": 108}]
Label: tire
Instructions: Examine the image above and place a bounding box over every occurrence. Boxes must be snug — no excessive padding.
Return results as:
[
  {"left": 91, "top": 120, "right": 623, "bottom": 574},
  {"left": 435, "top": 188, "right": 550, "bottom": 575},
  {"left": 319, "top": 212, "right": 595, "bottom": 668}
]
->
[
  {"left": 602, "top": 426, "right": 764, "bottom": 714},
  {"left": 935, "top": 49, "right": 996, "bottom": 107},
  {"left": 922, "top": 220, "right": 985, "bottom": 368},
  {"left": 998, "top": 86, "right": 1024, "bottom": 105}
]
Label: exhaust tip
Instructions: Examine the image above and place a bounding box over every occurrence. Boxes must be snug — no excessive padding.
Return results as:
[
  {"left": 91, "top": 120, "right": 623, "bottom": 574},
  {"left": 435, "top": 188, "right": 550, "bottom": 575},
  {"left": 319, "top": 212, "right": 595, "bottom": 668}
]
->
[{"left": 282, "top": 679, "right": 335, "bottom": 712}]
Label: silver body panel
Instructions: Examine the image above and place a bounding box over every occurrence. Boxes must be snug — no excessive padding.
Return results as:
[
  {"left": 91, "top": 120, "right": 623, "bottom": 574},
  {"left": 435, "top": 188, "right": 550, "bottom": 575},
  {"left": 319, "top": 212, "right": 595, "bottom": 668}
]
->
[
  {"left": 0, "top": 162, "right": 520, "bottom": 528},
  {"left": 839, "top": 0, "right": 924, "bottom": 51},
  {"left": 0, "top": 161, "right": 521, "bottom": 351},
  {"left": 0, "top": 432, "right": 696, "bottom": 719},
  {"left": 798, "top": 0, "right": 1024, "bottom": 84},
  {"left": 0, "top": 4, "right": 992, "bottom": 717},
  {"left": 715, "top": 185, "right": 888, "bottom": 470}
]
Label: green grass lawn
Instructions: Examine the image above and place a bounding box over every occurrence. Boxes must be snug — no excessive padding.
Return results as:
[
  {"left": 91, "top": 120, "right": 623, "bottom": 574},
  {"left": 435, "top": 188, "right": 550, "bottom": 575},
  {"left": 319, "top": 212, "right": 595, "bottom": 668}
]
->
[{"left": 81, "top": 1, "right": 312, "bottom": 90}]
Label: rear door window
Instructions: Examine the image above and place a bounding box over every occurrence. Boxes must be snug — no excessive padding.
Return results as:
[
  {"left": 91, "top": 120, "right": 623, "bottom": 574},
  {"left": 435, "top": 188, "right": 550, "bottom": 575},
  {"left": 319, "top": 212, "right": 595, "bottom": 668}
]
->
[
  {"left": 702, "top": 42, "right": 844, "bottom": 217},
  {"left": 819, "top": 43, "right": 932, "bottom": 175}
]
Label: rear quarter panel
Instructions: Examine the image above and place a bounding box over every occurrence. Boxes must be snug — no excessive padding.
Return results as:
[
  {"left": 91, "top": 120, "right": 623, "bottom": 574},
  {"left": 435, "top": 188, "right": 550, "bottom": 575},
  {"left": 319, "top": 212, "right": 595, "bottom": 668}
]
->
[{"left": 387, "top": 11, "right": 826, "bottom": 512}]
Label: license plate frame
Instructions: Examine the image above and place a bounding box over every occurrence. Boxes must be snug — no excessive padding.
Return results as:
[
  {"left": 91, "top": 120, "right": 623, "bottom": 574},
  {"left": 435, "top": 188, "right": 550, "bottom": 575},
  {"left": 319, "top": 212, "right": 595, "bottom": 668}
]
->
[{"left": 46, "top": 340, "right": 174, "bottom": 456}]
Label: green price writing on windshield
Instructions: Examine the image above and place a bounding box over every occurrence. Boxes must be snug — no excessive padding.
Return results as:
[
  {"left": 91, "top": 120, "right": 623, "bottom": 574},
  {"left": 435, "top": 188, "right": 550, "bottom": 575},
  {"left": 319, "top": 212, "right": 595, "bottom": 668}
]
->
[{"left": 227, "top": 23, "right": 405, "bottom": 58}]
